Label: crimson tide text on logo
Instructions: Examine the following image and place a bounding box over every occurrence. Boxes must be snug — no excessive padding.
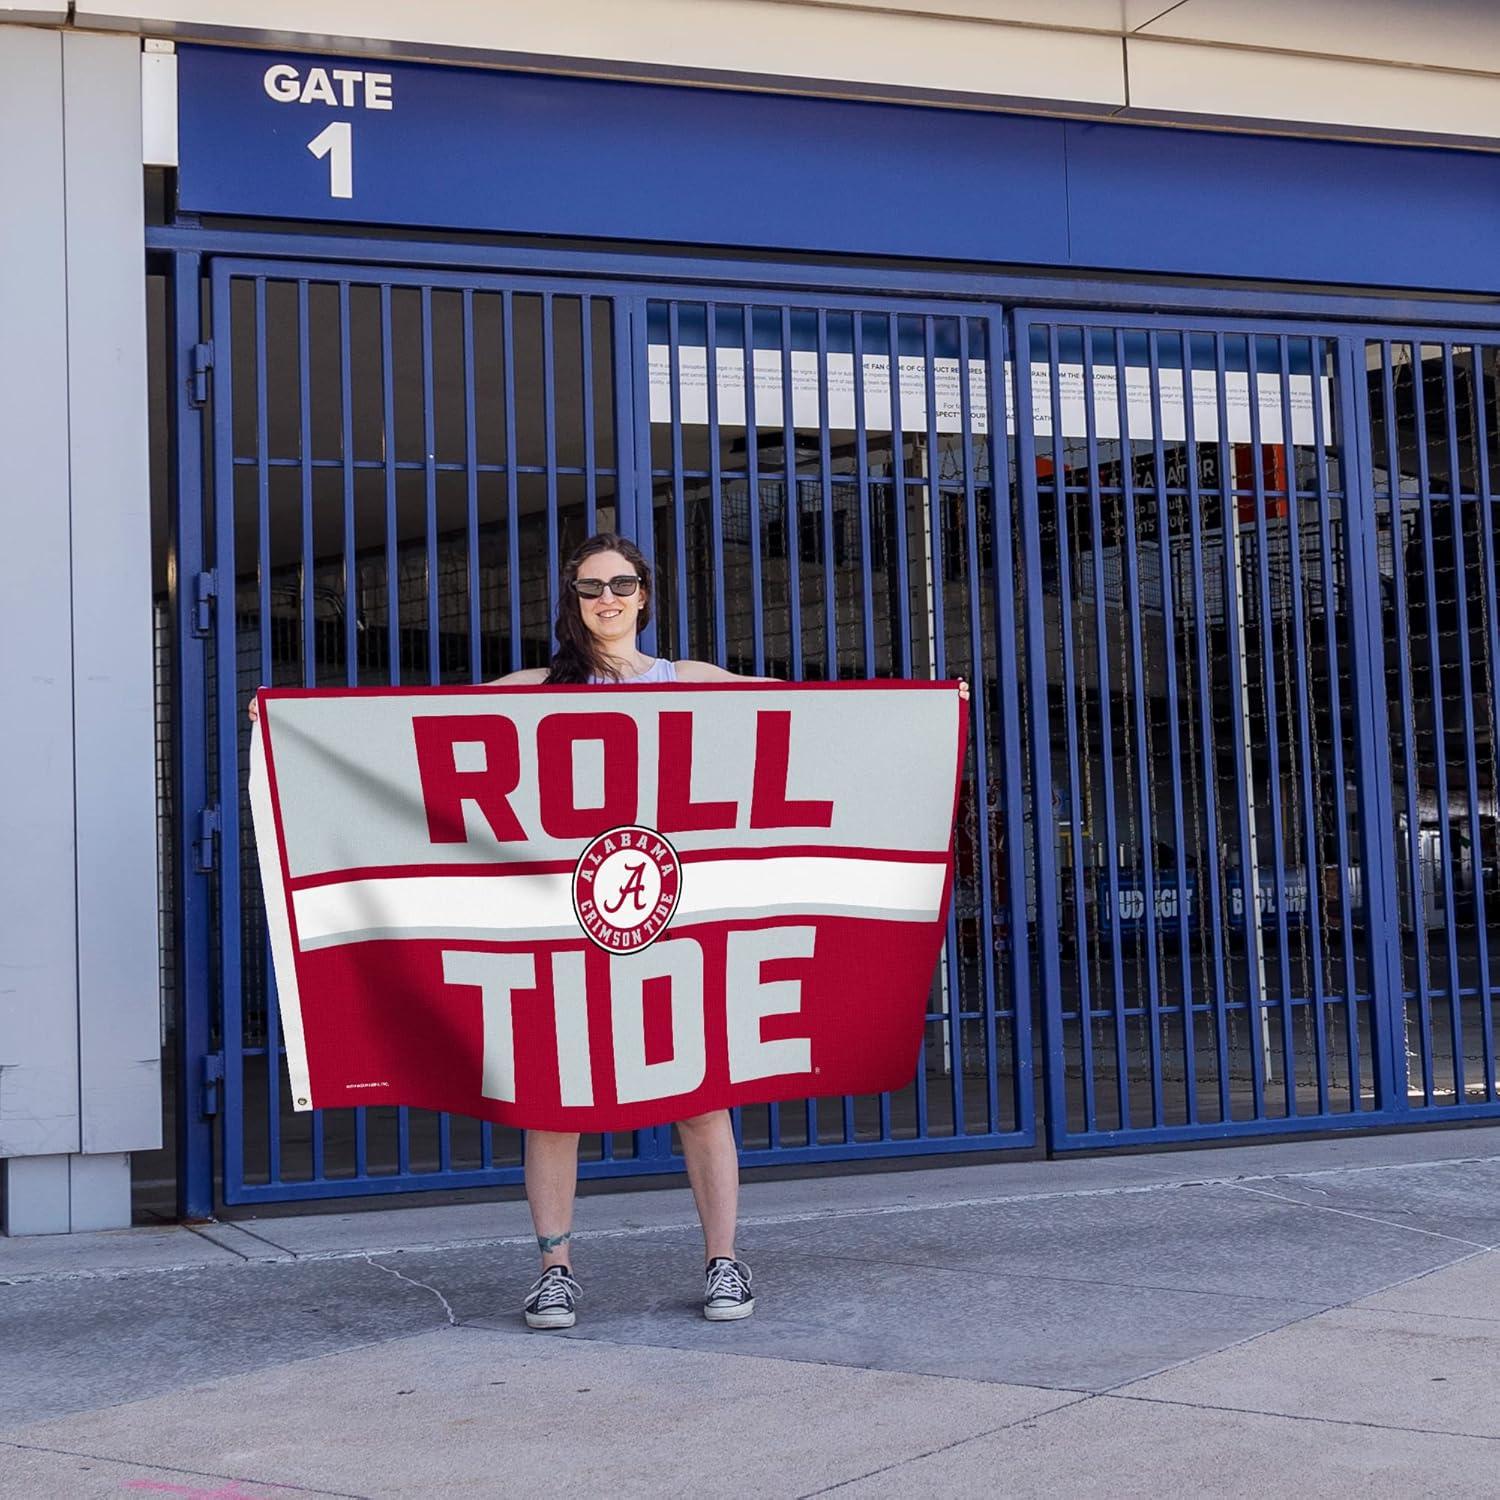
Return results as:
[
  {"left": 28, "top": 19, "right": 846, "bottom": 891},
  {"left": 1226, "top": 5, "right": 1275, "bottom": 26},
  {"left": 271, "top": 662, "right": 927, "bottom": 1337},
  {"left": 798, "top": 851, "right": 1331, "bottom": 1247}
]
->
[{"left": 571, "top": 825, "right": 682, "bottom": 952}]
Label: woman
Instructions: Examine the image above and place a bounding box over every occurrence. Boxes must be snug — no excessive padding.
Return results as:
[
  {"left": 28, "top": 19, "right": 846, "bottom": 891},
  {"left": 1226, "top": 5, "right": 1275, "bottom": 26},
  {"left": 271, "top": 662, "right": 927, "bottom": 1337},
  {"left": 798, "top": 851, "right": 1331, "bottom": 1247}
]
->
[
  {"left": 493, "top": 531, "right": 762, "bottom": 1332},
  {"left": 502, "top": 531, "right": 965, "bottom": 1332},
  {"left": 254, "top": 529, "right": 966, "bottom": 1331}
]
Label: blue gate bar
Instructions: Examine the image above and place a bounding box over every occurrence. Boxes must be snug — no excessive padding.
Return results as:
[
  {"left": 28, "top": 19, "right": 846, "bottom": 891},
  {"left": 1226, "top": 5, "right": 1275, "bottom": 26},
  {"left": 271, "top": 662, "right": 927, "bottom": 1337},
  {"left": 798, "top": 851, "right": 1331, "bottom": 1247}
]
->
[
  {"left": 740, "top": 308, "right": 775, "bottom": 1145},
  {"left": 1211, "top": 331, "right": 1270, "bottom": 1119},
  {"left": 851, "top": 313, "right": 877, "bottom": 677},
  {"left": 211, "top": 266, "right": 242, "bottom": 1201},
  {"left": 957, "top": 315, "right": 1001, "bottom": 1134},
  {"left": 169, "top": 250, "right": 216, "bottom": 1218},
  {"left": 849, "top": 312, "right": 893, "bottom": 1141},
  {"left": 541, "top": 293, "right": 560, "bottom": 636},
  {"left": 1112, "top": 326, "right": 1166, "bottom": 1129},
  {"left": 580, "top": 295, "right": 598, "bottom": 535},
  {"left": 501, "top": 291, "right": 523, "bottom": 670},
  {"left": 779, "top": 306, "right": 803, "bottom": 679},
  {"left": 872, "top": 320, "right": 900, "bottom": 1143},
  {"left": 1276, "top": 336, "right": 1331, "bottom": 1116},
  {"left": 741, "top": 307, "right": 767, "bottom": 679},
  {"left": 1042, "top": 321, "right": 1096, "bottom": 1135},
  {"left": 1439, "top": 344, "right": 1492, "bottom": 1105},
  {"left": 294, "top": 280, "right": 326, "bottom": 1180},
  {"left": 338, "top": 284, "right": 359, "bottom": 695},
  {"left": 1244, "top": 334, "right": 1297, "bottom": 1115},
  {"left": 887, "top": 313, "right": 914, "bottom": 679},
  {"left": 1465, "top": 344, "right": 1500, "bottom": 1103},
  {"left": 420, "top": 287, "right": 440, "bottom": 687},
  {"left": 1407, "top": 338, "right": 1466, "bottom": 1099},
  {"left": 1081, "top": 325, "right": 1133, "bottom": 1130},
  {"left": 666, "top": 301, "right": 689, "bottom": 659},
  {"left": 815, "top": 308, "right": 837, "bottom": 685},
  {"left": 1179, "top": 327, "right": 1235, "bottom": 1125},
  {"left": 983, "top": 309, "right": 1036, "bottom": 1138},
  {"left": 1145, "top": 330, "right": 1198, "bottom": 1125},
  {"left": 702, "top": 301, "right": 736, "bottom": 1155},
  {"left": 1308, "top": 335, "right": 1363, "bottom": 1104},
  {"left": 462, "top": 290, "right": 482, "bottom": 667},
  {"left": 1375, "top": 339, "right": 1433, "bottom": 1099},
  {"left": 254, "top": 277, "right": 285, "bottom": 1185},
  {"left": 380, "top": 287, "right": 399, "bottom": 684},
  {"left": 924, "top": 315, "right": 967, "bottom": 1140},
  {"left": 704, "top": 302, "right": 729, "bottom": 668}
]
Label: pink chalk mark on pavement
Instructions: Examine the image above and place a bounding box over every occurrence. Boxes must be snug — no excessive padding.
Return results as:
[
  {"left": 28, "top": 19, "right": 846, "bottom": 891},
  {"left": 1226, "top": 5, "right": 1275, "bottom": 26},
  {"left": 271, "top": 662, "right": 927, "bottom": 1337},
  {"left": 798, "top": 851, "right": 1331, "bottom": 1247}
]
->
[{"left": 125, "top": 1481, "right": 284, "bottom": 1499}]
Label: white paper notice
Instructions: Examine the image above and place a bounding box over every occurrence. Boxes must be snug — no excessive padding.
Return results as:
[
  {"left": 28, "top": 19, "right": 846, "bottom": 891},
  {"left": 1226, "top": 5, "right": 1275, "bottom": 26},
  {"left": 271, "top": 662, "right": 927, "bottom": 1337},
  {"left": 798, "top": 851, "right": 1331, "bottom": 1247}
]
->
[
  {"left": 648, "top": 346, "right": 991, "bottom": 434},
  {"left": 648, "top": 346, "right": 1334, "bottom": 447},
  {"left": 1026, "top": 364, "right": 1331, "bottom": 446}
]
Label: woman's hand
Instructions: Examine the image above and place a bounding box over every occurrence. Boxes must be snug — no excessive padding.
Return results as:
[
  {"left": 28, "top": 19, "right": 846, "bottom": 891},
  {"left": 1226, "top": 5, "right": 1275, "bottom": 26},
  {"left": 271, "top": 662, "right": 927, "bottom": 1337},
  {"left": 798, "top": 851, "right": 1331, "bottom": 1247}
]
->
[{"left": 958, "top": 679, "right": 970, "bottom": 702}]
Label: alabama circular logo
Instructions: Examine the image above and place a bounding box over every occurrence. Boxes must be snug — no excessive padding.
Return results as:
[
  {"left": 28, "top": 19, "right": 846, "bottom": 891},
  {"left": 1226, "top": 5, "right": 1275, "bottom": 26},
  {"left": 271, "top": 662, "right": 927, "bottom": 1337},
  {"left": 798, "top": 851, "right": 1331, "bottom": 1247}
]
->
[{"left": 571, "top": 825, "right": 683, "bottom": 953}]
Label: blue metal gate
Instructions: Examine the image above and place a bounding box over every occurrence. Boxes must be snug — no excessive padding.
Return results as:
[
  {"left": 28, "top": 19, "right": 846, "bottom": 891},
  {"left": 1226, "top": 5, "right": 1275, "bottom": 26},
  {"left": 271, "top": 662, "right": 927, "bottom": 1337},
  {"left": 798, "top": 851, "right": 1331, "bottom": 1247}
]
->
[
  {"left": 1014, "top": 312, "right": 1500, "bottom": 1148},
  {"left": 196, "top": 256, "right": 1034, "bottom": 1204},
  {"left": 1365, "top": 332, "right": 1500, "bottom": 1121},
  {"left": 173, "top": 244, "right": 1500, "bottom": 1205}
]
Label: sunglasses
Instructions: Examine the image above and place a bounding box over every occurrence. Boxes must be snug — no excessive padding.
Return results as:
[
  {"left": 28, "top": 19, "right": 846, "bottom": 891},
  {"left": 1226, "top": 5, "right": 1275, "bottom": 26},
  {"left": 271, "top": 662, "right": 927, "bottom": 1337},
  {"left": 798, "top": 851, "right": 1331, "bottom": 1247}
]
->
[{"left": 572, "top": 574, "right": 642, "bottom": 599}]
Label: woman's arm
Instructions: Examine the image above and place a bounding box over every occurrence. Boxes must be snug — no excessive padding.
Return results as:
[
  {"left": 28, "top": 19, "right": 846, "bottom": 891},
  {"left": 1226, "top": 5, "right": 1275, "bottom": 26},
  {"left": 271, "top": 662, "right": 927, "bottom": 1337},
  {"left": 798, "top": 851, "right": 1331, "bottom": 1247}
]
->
[
  {"left": 676, "top": 659, "right": 969, "bottom": 698},
  {"left": 487, "top": 667, "right": 550, "bottom": 685},
  {"left": 251, "top": 665, "right": 549, "bottom": 720},
  {"left": 672, "top": 660, "right": 773, "bottom": 683}
]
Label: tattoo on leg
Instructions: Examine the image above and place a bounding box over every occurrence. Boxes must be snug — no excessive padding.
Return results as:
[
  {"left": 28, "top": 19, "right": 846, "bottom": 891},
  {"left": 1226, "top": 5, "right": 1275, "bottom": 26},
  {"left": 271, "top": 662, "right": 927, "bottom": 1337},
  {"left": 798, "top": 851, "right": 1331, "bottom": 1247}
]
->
[{"left": 537, "top": 1230, "right": 573, "bottom": 1254}]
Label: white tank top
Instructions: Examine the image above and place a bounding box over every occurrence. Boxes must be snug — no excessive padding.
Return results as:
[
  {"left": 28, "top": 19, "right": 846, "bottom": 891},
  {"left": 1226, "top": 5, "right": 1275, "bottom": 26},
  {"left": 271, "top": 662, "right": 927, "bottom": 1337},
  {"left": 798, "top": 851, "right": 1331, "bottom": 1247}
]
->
[{"left": 590, "top": 657, "right": 678, "bottom": 685}]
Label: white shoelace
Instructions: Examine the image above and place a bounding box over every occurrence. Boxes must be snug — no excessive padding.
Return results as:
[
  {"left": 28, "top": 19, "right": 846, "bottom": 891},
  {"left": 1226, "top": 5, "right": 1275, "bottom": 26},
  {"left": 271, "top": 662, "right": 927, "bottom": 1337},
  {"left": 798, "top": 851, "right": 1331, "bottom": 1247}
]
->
[
  {"left": 705, "top": 1260, "right": 751, "bottom": 1302},
  {"left": 528, "top": 1269, "right": 581, "bottom": 1309}
]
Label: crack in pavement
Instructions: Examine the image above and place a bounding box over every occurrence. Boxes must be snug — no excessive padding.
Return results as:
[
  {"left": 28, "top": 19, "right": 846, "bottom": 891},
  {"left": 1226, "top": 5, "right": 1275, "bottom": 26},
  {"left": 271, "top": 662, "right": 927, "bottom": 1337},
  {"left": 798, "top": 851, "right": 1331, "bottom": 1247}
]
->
[
  {"left": 360, "top": 1255, "right": 457, "bottom": 1326},
  {"left": 1228, "top": 1181, "right": 1496, "bottom": 1250},
  {"left": 1104, "top": 1389, "right": 1500, "bottom": 1444},
  {"left": 794, "top": 1394, "right": 1094, "bottom": 1497}
]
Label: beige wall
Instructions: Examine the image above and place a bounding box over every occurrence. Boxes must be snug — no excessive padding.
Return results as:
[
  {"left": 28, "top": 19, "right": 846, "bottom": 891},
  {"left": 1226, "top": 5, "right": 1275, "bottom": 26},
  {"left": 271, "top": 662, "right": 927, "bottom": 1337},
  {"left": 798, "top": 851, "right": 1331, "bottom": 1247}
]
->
[{"left": 8, "top": 0, "right": 1496, "bottom": 148}]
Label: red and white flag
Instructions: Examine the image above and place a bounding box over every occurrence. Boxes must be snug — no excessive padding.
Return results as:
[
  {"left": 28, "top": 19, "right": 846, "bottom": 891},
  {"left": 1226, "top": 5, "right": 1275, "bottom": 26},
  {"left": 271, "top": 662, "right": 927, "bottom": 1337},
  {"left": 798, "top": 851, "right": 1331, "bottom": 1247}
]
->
[{"left": 248, "top": 682, "right": 966, "bottom": 1131}]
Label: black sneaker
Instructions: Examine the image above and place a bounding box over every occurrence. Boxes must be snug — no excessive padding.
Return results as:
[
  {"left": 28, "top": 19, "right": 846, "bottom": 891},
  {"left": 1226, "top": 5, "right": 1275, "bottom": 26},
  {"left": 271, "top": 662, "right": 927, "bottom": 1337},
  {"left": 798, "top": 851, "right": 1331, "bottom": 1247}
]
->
[
  {"left": 704, "top": 1257, "right": 754, "bottom": 1321},
  {"left": 524, "top": 1266, "right": 581, "bottom": 1329}
]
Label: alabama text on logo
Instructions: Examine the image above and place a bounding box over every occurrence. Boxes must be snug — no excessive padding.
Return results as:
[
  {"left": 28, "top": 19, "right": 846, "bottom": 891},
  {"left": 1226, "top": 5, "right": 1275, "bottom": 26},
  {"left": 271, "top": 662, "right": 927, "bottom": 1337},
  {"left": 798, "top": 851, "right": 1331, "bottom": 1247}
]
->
[{"left": 572, "top": 825, "right": 682, "bottom": 953}]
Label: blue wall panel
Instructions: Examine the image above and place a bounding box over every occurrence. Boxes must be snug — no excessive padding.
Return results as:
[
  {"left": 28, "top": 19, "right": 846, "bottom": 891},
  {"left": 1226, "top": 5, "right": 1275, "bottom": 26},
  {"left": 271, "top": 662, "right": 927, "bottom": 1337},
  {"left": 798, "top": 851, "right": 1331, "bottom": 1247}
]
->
[
  {"left": 1064, "top": 119, "right": 1500, "bottom": 292},
  {"left": 176, "top": 46, "right": 1070, "bottom": 265},
  {"left": 178, "top": 44, "right": 1500, "bottom": 295}
]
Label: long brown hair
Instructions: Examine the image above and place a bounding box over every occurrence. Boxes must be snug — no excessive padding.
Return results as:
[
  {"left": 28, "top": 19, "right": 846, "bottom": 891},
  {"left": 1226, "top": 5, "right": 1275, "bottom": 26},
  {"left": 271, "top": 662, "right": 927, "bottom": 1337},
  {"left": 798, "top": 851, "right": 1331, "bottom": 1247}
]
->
[{"left": 546, "top": 532, "right": 654, "bottom": 684}]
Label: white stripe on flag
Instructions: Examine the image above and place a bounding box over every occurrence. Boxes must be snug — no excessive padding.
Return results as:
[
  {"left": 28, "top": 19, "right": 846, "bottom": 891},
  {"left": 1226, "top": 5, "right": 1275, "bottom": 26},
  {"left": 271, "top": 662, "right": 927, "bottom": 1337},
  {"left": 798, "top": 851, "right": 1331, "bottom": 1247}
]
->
[{"left": 291, "top": 856, "right": 947, "bottom": 950}]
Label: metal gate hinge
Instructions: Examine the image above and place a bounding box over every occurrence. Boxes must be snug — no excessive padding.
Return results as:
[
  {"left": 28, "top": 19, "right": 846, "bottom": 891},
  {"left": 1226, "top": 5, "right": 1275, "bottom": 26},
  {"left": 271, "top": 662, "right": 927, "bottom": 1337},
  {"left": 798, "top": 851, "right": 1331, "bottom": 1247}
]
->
[
  {"left": 192, "top": 569, "right": 217, "bottom": 637},
  {"left": 190, "top": 341, "right": 214, "bottom": 407},
  {"left": 201, "top": 1052, "right": 225, "bottom": 1118},
  {"left": 194, "top": 804, "right": 220, "bottom": 873}
]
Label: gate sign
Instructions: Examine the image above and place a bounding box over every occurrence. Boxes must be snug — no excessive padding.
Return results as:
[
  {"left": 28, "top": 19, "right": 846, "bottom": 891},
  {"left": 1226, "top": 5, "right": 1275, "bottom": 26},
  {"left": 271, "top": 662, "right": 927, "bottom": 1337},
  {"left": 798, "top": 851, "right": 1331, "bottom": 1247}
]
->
[{"left": 248, "top": 683, "right": 965, "bottom": 1130}]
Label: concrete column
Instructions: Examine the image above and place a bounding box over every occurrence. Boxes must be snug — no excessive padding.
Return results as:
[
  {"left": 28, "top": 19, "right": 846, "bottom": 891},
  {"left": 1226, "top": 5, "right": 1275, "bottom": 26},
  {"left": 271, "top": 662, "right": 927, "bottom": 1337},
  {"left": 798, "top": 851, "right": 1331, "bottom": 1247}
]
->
[
  {"left": 0, "top": 29, "right": 81, "bottom": 1178},
  {"left": 0, "top": 26, "right": 160, "bottom": 1235},
  {"left": 63, "top": 32, "right": 161, "bottom": 1162}
]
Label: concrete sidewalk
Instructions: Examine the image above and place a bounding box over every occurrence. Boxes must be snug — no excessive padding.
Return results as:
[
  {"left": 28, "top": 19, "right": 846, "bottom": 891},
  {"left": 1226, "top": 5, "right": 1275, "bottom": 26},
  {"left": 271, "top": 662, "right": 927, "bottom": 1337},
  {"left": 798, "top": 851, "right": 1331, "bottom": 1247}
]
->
[{"left": 3, "top": 1126, "right": 1499, "bottom": 1497}]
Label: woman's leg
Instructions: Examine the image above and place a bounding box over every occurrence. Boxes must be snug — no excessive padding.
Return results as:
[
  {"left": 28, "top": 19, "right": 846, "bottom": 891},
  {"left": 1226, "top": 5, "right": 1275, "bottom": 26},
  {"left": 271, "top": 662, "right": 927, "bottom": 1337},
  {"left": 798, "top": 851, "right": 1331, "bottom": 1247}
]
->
[
  {"left": 676, "top": 1110, "right": 739, "bottom": 1262},
  {"left": 524, "top": 1130, "right": 581, "bottom": 1269}
]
